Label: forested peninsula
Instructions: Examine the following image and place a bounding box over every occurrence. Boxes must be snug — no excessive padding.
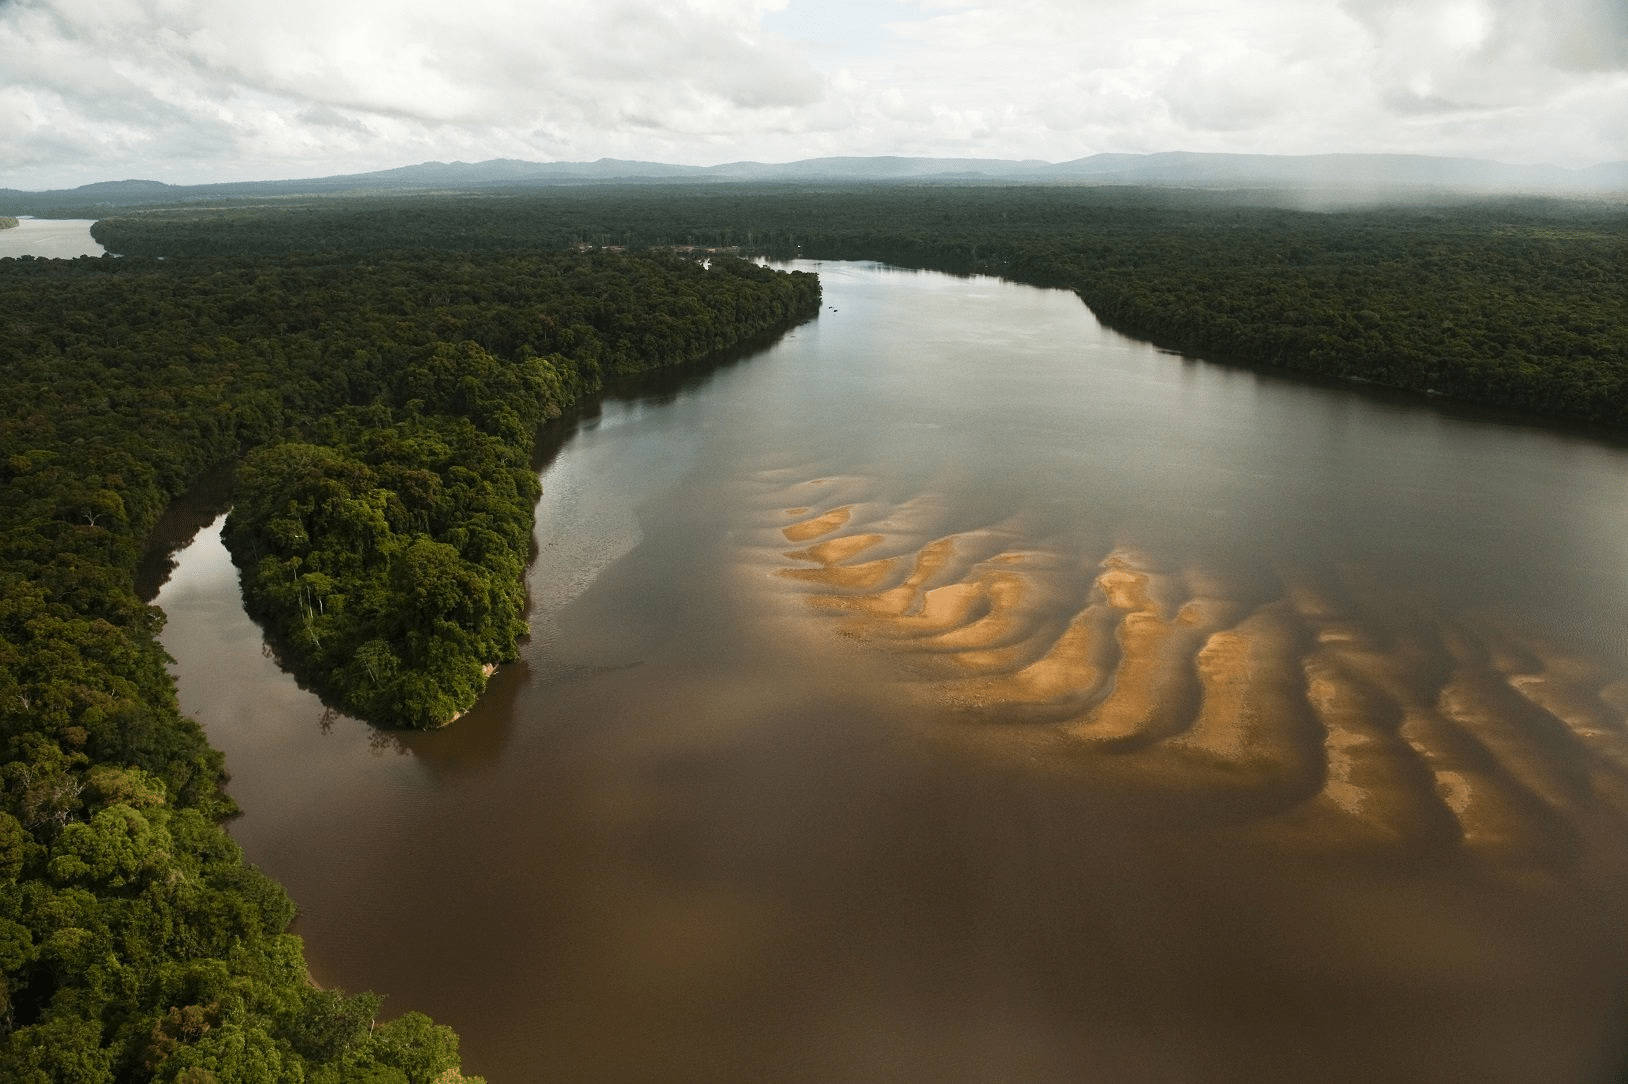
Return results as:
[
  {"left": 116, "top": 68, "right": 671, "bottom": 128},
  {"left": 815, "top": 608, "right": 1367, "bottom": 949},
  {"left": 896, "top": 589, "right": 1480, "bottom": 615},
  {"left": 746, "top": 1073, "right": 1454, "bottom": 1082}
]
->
[
  {"left": 220, "top": 252, "right": 817, "bottom": 728},
  {"left": 0, "top": 243, "right": 816, "bottom": 1079}
]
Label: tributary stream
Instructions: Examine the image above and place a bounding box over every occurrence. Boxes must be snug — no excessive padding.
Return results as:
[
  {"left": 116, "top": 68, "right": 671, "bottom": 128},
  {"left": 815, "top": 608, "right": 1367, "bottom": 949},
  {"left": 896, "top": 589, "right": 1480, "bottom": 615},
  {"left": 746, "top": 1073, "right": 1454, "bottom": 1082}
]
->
[{"left": 154, "top": 262, "right": 1628, "bottom": 1083}]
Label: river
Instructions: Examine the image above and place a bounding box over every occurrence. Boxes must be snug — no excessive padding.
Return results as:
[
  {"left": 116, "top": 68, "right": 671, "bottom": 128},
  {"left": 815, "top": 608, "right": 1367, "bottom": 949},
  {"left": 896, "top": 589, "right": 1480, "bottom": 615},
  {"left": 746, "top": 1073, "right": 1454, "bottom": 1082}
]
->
[
  {"left": 154, "top": 262, "right": 1628, "bottom": 1083},
  {"left": 0, "top": 217, "right": 105, "bottom": 258}
]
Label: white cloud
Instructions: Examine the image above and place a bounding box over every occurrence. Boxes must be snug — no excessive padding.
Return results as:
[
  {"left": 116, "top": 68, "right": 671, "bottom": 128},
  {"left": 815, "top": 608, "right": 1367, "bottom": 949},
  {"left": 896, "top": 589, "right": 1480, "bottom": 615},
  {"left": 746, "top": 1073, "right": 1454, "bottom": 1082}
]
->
[{"left": 0, "top": 0, "right": 1622, "bottom": 188}]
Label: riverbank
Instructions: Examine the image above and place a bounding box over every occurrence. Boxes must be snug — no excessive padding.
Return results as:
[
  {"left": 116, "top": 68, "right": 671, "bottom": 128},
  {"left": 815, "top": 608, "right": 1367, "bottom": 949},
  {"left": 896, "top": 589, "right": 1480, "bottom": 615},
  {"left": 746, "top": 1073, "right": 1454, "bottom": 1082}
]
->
[
  {"left": 223, "top": 253, "right": 819, "bottom": 729},
  {"left": 0, "top": 244, "right": 813, "bottom": 1075}
]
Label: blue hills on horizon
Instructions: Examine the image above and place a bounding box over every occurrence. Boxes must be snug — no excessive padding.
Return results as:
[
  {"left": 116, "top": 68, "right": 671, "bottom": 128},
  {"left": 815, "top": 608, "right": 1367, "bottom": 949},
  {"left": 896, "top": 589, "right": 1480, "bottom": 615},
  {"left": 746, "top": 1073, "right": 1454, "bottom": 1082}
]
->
[{"left": 6, "top": 151, "right": 1627, "bottom": 206}]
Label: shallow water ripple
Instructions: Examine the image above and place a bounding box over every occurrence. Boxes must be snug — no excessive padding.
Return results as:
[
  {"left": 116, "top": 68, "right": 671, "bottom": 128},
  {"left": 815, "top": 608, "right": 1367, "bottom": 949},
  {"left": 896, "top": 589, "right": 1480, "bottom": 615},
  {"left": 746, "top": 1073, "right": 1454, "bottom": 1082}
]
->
[{"left": 749, "top": 472, "right": 1628, "bottom": 869}]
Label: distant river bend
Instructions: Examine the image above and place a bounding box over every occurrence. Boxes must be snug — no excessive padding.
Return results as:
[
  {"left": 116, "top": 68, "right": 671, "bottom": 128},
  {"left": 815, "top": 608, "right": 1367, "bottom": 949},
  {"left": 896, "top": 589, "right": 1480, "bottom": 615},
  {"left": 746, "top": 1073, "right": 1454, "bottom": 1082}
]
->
[{"left": 157, "top": 262, "right": 1628, "bottom": 1084}]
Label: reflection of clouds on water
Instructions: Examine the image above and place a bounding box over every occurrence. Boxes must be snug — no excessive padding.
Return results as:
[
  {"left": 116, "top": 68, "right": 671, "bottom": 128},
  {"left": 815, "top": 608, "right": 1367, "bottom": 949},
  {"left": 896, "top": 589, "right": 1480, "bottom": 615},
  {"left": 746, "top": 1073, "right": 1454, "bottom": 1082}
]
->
[
  {"left": 151, "top": 517, "right": 237, "bottom": 602},
  {"left": 526, "top": 394, "right": 707, "bottom": 675},
  {"left": 0, "top": 218, "right": 105, "bottom": 259},
  {"left": 528, "top": 458, "right": 645, "bottom": 628},
  {"left": 529, "top": 402, "right": 706, "bottom": 610},
  {"left": 749, "top": 471, "right": 1628, "bottom": 869}
]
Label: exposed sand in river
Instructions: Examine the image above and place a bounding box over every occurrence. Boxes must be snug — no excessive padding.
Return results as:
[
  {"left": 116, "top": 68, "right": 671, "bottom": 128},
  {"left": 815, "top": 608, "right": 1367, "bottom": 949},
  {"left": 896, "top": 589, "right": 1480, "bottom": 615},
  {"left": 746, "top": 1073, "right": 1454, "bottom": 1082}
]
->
[{"left": 745, "top": 471, "right": 1628, "bottom": 866}]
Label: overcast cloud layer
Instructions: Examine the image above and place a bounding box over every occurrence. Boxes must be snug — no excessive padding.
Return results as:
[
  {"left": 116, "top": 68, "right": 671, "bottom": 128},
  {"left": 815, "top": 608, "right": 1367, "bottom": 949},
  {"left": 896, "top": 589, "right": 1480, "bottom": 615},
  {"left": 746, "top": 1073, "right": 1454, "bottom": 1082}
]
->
[{"left": 2, "top": 0, "right": 1625, "bottom": 189}]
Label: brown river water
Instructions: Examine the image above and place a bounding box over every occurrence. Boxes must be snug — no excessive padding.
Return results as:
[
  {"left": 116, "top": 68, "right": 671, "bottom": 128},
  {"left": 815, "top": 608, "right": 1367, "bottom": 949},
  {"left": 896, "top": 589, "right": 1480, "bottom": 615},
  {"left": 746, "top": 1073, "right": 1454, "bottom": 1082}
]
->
[{"left": 152, "top": 262, "right": 1628, "bottom": 1083}]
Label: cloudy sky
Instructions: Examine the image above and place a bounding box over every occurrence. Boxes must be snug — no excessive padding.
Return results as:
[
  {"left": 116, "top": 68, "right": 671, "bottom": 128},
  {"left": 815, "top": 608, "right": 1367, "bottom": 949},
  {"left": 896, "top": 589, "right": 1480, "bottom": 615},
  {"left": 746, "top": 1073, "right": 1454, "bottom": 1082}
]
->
[{"left": 2, "top": 0, "right": 1625, "bottom": 189}]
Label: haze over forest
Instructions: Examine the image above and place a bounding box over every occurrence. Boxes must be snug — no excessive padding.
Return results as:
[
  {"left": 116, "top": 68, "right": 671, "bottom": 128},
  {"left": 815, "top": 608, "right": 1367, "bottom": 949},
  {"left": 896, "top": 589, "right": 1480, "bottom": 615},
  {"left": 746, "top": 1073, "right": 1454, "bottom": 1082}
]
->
[{"left": 3, "top": 151, "right": 1627, "bottom": 214}]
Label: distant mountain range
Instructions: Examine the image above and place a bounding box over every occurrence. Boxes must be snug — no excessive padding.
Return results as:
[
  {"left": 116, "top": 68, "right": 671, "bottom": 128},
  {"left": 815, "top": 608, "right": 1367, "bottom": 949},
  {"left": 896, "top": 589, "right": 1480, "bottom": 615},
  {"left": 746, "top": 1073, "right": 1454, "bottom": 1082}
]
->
[
  {"left": 349, "top": 152, "right": 1628, "bottom": 189},
  {"left": 4, "top": 152, "right": 1625, "bottom": 212}
]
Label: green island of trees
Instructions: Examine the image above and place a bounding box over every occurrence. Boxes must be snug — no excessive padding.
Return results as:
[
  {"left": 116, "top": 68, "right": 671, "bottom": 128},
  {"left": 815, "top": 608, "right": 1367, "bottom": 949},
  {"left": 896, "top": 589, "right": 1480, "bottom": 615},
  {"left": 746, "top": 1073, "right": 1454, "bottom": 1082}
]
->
[
  {"left": 0, "top": 241, "right": 816, "bottom": 1078},
  {"left": 0, "top": 218, "right": 18, "bottom": 231}
]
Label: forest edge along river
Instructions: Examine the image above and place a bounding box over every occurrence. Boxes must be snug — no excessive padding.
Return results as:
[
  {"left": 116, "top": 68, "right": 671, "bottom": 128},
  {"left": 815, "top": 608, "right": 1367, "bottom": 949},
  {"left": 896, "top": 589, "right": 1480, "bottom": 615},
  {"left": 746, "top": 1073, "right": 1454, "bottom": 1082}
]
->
[{"left": 150, "top": 261, "right": 1628, "bottom": 1083}]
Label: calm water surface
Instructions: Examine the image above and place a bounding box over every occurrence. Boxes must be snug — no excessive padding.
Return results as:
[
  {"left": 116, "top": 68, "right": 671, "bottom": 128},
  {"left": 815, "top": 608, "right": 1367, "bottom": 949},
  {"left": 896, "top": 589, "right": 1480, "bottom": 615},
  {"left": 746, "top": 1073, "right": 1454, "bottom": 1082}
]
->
[
  {"left": 0, "top": 218, "right": 104, "bottom": 258},
  {"left": 156, "top": 263, "right": 1628, "bottom": 1083}
]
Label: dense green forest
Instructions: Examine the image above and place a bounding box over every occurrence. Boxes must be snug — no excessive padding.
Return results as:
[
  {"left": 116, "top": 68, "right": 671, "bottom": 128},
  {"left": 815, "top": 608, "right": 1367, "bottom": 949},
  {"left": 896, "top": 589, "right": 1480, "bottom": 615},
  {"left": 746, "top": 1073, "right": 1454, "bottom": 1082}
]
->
[
  {"left": 0, "top": 244, "right": 816, "bottom": 1078},
  {"left": 94, "top": 184, "right": 1626, "bottom": 427},
  {"left": 222, "top": 252, "right": 818, "bottom": 728}
]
